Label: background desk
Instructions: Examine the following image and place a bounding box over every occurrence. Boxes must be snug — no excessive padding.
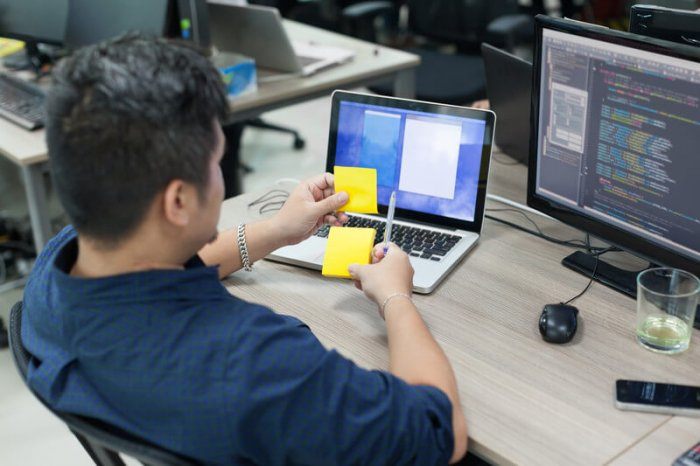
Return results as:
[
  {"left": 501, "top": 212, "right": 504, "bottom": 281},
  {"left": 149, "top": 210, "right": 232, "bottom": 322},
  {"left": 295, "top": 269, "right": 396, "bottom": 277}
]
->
[
  {"left": 217, "top": 153, "right": 700, "bottom": 466},
  {"left": 0, "top": 20, "right": 418, "bottom": 252}
]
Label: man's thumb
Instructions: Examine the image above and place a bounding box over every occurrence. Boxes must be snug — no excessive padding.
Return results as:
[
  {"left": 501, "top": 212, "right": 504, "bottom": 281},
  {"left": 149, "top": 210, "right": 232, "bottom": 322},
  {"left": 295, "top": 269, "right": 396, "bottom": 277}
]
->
[
  {"left": 318, "top": 191, "right": 348, "bottom": 213},
  {"left": 347, "top": 263, "right": 363, "bottom": 279}
]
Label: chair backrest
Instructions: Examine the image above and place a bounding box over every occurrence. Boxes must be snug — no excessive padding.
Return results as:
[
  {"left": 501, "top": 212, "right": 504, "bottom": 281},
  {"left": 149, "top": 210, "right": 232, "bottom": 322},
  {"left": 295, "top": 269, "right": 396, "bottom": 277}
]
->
[
  {"left": 406, "top": 0, "right": 520, "bottom": 47},
  {"left": 8, "top": 302, "right": 198, "bottom": 466}
]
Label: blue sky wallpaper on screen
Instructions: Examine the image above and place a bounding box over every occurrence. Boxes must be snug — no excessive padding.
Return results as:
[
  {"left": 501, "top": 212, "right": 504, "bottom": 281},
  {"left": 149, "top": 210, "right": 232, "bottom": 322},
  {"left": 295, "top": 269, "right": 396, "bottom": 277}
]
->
[{"left": 334, "top": 101, "right": 485, "bottom": 222}]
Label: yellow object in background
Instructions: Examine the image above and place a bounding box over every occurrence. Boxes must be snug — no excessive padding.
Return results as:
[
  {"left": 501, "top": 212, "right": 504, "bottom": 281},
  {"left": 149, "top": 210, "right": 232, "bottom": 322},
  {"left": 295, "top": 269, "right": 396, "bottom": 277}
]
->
[
  {"left": 334, "top": 166, "right": 378, "bottom": 214},
  {"left": 321, "top": 226, "right": 376, "bottom": 278},
  {"left": 0, "top": 38, "right": 25, "bottom": 58}
]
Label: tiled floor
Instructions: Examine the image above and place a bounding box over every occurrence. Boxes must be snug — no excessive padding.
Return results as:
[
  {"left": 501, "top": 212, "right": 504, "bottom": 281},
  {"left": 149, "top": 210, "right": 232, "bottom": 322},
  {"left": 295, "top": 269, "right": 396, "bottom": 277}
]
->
[{"left": 0, "top": 92, "right": 336, "bottom": 465}]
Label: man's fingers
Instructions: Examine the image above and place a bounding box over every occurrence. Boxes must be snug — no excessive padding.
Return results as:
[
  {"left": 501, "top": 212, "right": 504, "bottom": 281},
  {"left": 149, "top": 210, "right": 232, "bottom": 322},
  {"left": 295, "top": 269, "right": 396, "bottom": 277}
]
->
[
  {"left": 336, "top": 212, "right": 349, "bottom": 224},
  {"left": 323, "top": 214, "right": 342, "bottom": 226},
  {"left": 315, "top": 191, "right": 348, "bottom": 215},
  {"left": 306, "top": 172, "right": 334, "bottom": 193},
  {"left": 348, "top": 263, "right": 364, "bottom": 280},
  {"left": 372, "top": 243, "right": 389, "bottom": 261}
]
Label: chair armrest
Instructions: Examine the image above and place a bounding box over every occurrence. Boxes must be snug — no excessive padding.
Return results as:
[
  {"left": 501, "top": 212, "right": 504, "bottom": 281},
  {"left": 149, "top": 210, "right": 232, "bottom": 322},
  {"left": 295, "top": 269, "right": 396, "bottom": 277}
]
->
[{"left": 342, "top": 1, "right": 394, "bottom": 21}]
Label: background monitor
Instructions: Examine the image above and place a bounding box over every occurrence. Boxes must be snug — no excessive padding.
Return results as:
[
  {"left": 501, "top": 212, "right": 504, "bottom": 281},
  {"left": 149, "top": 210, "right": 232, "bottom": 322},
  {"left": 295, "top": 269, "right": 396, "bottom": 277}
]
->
[
  {"left": 0, "top": 0, "right": 68, "bottom": 70},
  {"left": 64, "top": 0, "right": 210, "bottom": 50},
  {"left": 528, "top": 16, "right": 700, "bottom": 297},
  {"left": 64, "top": 0, "right": 170, "bottom": 50},
  {"left": 0, "top": 0, "right": 67, "bottom": 45}
]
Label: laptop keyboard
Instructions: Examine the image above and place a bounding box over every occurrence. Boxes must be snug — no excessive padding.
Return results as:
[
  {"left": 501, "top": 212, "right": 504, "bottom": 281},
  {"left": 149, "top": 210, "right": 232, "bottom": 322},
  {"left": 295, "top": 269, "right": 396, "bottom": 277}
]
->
[{"left": 314, "top": 215, "right": 462, "bottom": 261}]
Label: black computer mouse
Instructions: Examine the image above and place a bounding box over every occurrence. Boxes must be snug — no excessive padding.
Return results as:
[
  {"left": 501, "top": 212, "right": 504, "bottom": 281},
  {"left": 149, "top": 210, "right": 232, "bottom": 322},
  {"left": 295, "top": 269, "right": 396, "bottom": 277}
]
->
[{"left": 539, "top": 303, "right": 579, "bottom": 344}]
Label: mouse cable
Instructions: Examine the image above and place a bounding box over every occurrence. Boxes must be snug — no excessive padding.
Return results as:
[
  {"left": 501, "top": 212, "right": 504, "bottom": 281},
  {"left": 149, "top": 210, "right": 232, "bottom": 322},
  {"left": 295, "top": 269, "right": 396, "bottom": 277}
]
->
[
  {"left": 561, "top": 246, "right": 617, "bottom": 305},
  {"left": 485, "top": 194, "right": 612, "bottom": 252},
  {"left": 484, "top": 212, "right": 613, "bottom": 252}
]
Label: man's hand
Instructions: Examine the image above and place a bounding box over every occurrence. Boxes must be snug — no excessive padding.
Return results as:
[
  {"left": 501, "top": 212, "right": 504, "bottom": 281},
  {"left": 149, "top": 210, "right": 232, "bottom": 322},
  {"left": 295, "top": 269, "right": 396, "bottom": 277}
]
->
[
  {"left": 270, "top": 173, "right": 349, "bottom": 246},
  {"left": 348, "top": 243, "right": 414, "bottom": 309}
]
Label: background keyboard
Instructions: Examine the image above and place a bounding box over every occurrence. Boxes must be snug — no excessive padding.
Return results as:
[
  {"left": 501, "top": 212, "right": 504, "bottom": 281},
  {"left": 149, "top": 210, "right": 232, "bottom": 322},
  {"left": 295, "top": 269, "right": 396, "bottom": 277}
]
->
[
  {"left": 0, "top": 73, "right": 45, "bottom": 130},
  {"left": 314, "top": 215, "right": 461, "bottom": 261}
]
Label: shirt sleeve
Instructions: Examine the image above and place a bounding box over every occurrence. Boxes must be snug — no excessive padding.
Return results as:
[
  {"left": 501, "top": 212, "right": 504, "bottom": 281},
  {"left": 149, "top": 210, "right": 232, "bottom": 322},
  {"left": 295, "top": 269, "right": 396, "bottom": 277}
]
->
[{"left": 225, "top": 308, "right": 454, "bottom": 466}]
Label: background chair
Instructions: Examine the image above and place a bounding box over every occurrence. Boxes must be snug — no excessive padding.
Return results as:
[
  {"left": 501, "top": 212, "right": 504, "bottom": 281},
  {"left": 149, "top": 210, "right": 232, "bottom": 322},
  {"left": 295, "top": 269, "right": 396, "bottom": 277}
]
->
[
  {"left": 8, "top": 302, "right": 199, "bottom": 466},
  {"left": 363, "top": 0, "right": 533, "bottom": 105},
  {"left": 280, "top": 0, "right": 399, "bottom": 42},
  {"left": 215, "top": 1, "right": 308, "bottom": 199}
]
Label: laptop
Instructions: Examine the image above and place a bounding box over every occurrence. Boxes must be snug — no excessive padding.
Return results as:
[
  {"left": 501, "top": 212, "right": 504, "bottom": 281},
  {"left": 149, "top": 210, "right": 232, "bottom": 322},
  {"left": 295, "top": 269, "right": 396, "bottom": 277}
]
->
[
  {"left": 268, "top": 91, "right": 496, "bottom": 293},
  {"left": 481, "top": 43, "right": 532, "bottom": 164},
  {"left": 207, "top": 2, "right": 355, "bottom": 76}
]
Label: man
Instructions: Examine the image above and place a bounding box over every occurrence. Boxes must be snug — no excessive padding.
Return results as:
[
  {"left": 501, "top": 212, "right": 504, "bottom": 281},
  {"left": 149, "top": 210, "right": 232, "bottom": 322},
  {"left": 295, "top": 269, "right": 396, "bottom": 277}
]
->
[{"left": 22, "top": 35, "right": 467, "bottom": 465}]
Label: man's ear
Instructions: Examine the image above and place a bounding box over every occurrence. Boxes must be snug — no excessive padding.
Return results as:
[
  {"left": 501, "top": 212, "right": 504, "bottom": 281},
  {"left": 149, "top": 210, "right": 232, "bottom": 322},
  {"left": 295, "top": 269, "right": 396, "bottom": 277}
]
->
[{"left": 163, "top": 179, "right": 192, "bottom": 227}]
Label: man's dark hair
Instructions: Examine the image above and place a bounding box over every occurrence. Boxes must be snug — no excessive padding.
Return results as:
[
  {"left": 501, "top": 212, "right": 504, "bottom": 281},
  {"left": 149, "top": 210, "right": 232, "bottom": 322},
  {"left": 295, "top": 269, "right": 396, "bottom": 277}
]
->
[{"left": 46, "top": 34, "right": 229, "bottom": 244}]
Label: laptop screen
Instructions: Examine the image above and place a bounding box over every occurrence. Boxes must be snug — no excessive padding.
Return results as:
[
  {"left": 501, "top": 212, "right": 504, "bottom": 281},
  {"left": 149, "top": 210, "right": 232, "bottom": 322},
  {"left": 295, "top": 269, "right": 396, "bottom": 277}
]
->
[{"left": 331, "top": 99, "right": 490, "bottom": 224}]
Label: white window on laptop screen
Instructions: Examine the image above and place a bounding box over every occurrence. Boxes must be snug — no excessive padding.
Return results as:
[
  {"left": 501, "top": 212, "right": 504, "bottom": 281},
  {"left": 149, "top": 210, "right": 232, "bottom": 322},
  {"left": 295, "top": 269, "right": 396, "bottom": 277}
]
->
[{"left": 398, "top": 115, "right": 462, "bottom": 199}]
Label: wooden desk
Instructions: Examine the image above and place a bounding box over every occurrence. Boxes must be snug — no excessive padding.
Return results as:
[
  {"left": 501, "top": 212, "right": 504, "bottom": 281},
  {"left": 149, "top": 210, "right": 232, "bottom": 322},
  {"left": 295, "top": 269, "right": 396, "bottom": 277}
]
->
[
  {"left": 0, "top": 21, "right": 418, "bottom": 252},
  {"left": 216, "top": 154, "right": 700, "bottom": 466}
]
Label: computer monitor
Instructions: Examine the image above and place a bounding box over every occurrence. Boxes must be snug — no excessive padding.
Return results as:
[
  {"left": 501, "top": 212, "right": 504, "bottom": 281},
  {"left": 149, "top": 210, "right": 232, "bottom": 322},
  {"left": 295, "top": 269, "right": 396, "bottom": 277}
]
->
[
  {"left": 528, "top": 16, "right": 700, "bottom": 298},
  {"left": 0, "top": 0, "right": 68, "bottom": 69},
  {"left": 64, "top": 0, "right": 210, "bottom": 50}
]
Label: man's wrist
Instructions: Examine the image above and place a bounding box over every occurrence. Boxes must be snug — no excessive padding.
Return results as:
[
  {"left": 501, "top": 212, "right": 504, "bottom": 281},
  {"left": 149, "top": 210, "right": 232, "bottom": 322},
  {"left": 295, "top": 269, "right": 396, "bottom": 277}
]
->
[
  {"left": 258, "top": 217, "right": 290, "bottom": 249},
  {"left": 377, "top": 291, "right": 413, "bottom": 319},
  {"left": 242, "top": 219, "right": 288, "bottom": 263}
]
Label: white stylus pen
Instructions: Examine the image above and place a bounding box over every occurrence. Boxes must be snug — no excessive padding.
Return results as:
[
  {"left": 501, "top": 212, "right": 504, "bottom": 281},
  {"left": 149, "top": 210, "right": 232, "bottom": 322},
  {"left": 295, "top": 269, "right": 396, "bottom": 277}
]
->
[{"left": 383, "top": 191, "right": 396, "bottom": 254}]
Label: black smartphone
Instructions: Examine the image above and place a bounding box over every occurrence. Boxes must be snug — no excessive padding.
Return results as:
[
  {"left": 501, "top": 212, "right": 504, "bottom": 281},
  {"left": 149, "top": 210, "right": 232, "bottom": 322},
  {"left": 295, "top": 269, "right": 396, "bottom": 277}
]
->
[
  {"left": 674, "top": 441, "right": 700, "bottom": 466},
  {"left": 630, "top": 5, "right": 700, "bottom": 47},
  {"left": 615, "top": 380, "right": 700, "bottom": 417}
]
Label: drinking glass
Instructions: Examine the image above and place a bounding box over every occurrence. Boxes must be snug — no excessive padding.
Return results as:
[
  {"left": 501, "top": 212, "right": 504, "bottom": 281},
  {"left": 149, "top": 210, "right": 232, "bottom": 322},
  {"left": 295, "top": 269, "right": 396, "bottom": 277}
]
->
[{"left": 636, "top": 268, "right": 699, "bottom": 354}]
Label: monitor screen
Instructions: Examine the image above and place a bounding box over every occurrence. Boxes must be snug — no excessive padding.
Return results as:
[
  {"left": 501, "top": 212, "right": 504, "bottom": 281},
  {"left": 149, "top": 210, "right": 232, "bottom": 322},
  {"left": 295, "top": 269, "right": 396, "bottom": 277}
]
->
[
  {"left": 534, "top": 27, "right": 700, "bottom": 264},
  {"left": 0, "top": 0, "right": 67, "bottom": 44},
  {"left": 64, "top": 0, "right": 170, "bottom": 49},
  {"left": 332, "top": 100, "right": 487, "bottom": 223}
]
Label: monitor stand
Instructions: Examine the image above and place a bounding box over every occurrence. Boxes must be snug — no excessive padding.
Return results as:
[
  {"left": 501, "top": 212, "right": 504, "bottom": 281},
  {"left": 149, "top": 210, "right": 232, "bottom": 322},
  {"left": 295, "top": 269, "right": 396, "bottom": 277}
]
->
[{"left": 561, "top": 250, "right": 700, "bottom": 330}]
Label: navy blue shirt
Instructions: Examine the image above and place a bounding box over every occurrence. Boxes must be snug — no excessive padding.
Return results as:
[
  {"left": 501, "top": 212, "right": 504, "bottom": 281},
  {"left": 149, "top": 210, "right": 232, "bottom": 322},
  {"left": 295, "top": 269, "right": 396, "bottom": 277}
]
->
[{"left": 22, "top": 226, "right": 454, "bottom": 465}]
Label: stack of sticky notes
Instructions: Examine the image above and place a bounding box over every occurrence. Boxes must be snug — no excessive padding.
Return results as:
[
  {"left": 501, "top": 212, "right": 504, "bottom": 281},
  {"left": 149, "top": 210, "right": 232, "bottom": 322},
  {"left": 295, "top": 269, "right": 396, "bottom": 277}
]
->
[
  {"left": 321, "top": 166, "right": 379, "bottom": 279},
  {"left": 322, "top": 227, "right": 376, "bottom": 278},
  {"left": 334, "top": 166, "right": 378, "bottom": 214}
]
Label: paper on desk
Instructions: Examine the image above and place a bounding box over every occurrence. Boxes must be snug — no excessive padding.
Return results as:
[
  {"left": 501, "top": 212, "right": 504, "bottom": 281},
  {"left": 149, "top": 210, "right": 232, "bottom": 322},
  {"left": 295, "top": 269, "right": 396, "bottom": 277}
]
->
[
  {"left": 321, "top": 227, "right": 376, "bottom": 278},
  {"left": 333, "top": 166, "right": 378, "bottom": 214},
  {"left": 0, "top": 38, "right": 24, "bottom": 58}
]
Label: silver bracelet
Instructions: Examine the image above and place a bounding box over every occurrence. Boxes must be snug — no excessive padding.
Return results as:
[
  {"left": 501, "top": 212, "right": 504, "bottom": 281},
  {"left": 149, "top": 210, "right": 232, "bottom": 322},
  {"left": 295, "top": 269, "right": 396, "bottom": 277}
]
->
[
  {"left": 237, "top": 224, "right": 252, "bottom": 272},
  {"left": 380, "top": 292, "right": 412, "bottom": 319}
]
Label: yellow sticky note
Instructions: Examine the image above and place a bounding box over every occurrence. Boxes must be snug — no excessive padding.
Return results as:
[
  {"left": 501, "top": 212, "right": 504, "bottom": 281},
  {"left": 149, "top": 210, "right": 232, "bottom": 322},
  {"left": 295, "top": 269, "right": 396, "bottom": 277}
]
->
[
  {"left": 321, "top": 227, "right": 376, "bottom": 279},
  {"left": 334, "top": 166, "right": 378, "bottom": 214}
]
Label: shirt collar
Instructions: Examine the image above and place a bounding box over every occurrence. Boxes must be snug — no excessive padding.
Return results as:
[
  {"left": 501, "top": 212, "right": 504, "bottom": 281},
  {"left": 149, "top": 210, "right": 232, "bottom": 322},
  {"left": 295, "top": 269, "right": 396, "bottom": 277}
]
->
[{"left": 51, "top": 236, "right": 228, "bottom": 304}]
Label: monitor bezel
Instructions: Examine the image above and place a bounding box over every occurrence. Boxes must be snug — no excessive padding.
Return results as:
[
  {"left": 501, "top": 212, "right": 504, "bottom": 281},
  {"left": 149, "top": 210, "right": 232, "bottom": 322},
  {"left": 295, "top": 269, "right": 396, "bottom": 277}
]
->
[
  {"left": 528, "top": 15, "right": 700, "bottom": 275},
  {"left": 327, "top": 90, "right": 496, "bottom": 233}
]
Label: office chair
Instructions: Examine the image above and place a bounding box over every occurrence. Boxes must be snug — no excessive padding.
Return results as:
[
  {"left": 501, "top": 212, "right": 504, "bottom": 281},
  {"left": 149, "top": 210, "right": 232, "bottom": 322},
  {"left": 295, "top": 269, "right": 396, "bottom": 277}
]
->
[
  {"left": 359, "top": 0, "right": 533, "bottom": 105},
  {"left": 8, "top": 301, "right": 199, "bottom": 466},
  {"left": 0, "top": 317, "right": 7, "bottom": 348},
  {"left": 242, "top": 0, "right": 306, "bottom": 153},
  {"left": 246, "top": 117, "right": 305, "bottom": 150},
  {"left": 282, "top": 0, "right": 397, "bottom": 42}
]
